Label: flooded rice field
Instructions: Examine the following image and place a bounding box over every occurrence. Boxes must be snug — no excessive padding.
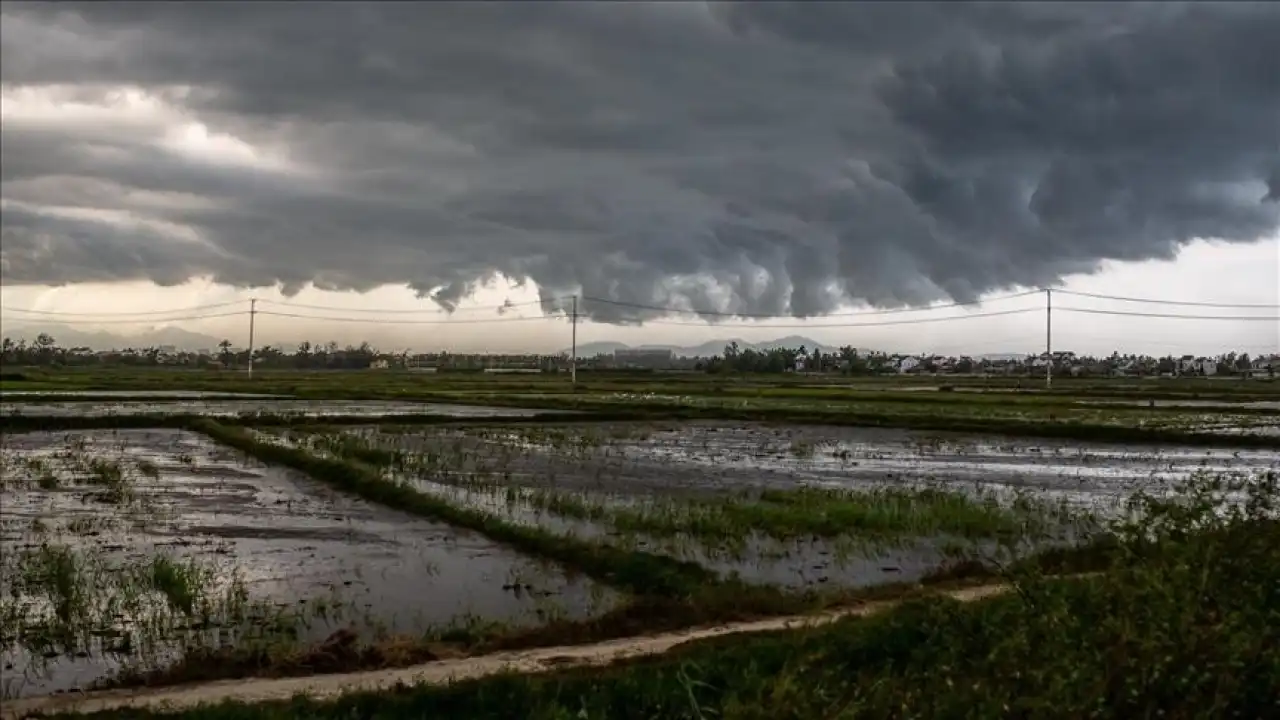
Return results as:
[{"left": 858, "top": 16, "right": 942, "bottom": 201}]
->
[
  {"left": 290, "top": 422, "right": 1279, "bottom": 508},
  {"left": 0, "top": 429, "right": 614, "bottom": 698},
  {"left": 4, "top": 417, "right": 1270, "bottom": 697},
  {"left": 263, "top": 422, "right": 1147, "bottom": 592},
  {"left": 0, "top": 400, "right": 558, "bottom": 419}
]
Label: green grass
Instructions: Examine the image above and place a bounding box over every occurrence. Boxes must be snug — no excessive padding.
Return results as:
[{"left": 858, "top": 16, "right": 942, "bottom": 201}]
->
[
  {"left": 40, "top": 472, "right": 1280, "bottom": 719},
  {"left": 3, "top": 367, "right": 1275, "bottom": 449},
  {"left": 528, "top": 485, "right": 1071, "bottom": 546},
  {"left": 146, "top": 556, "right": 211, "bottom": 617},
  {"left": 278, "top": 425, "right": 1087, "bottom": 563},
  {"left": 1, "top": 402, "right": 1274, "bottom": 448}
]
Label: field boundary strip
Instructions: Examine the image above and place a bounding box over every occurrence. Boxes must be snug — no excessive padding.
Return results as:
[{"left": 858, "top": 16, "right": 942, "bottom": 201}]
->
[
  {"left": 0, "top": 406, "right": 1276, "bottom": 449},
  {"left": 2, "top": 581, "right": 1024, "bottom": 719}
]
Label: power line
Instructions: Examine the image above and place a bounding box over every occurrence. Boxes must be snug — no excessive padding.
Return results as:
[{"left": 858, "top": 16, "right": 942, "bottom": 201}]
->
[
  {"left": 1057, "top": 307, "right": 1280, "bottom": 321},
  {"left": 639, "top": 307, "right": 1041, "bottom": 329},
  {"left": 0, "top": 310, "right": 250, "bottom": 325},
  {"left": 255, "top": 310, "right": 565, "bottom": 325},
  {"left": 1, "top": 300, "right": 249, "bottom": 318},
  {"left": 1054, "top": 289, "right": 1280, "bottom": 309},
  {"left": 581, "top": 289, "right": 1043, "bottom": 319}
]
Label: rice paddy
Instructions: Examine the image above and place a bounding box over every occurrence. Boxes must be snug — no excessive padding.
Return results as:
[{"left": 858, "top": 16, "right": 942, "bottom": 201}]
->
[
  {"left": 0, "top": 430, "right": 614, "bottom": 698},
  {"left": 1, "top": 370, "right": 1276, "bottom": 716}
]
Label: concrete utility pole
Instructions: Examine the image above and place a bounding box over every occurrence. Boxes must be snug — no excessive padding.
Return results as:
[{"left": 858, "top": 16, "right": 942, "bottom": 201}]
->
[
  {"left": 247, "top": 298, "right": 257, "bottom": 380},
  {"left": 1045, "top": 288, "right": 1052, "bottom": 389},
  {"left": 570, "top": 295, "right": 578, "bottom": 388}
]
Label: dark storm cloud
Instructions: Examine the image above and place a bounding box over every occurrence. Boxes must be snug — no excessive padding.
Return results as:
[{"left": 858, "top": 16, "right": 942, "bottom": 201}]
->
[{"left": 1, "top": 1, "right": 1277, "bottom": 321}]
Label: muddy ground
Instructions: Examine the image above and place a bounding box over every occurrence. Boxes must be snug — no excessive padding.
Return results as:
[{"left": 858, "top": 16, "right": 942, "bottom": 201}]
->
[{"left": 0, "top": 429, "right": 614, "bottom": 698}]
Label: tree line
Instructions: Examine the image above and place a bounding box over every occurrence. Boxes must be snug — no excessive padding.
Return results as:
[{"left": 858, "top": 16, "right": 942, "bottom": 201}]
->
[
  {"left": 1, "top": 334, "right": 1271, "bottom": 378},
  {"left": 1, "top": 335, "right": 383, "bottom": 370}
]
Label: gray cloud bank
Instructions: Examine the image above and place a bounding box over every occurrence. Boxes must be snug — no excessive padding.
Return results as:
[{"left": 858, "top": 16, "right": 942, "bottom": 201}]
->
[{"left": 2, "top": 1, "right": 1277, "bottom": 321}]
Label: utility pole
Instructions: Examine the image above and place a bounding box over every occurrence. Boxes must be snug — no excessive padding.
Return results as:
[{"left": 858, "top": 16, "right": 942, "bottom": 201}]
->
[
  {"left": 247, "top": 298, "right": 257, "bottom": 380},
  {"left": 1045, "top": 288, "right": 1052, "bottom": 389},
  {"left": 570, "top": 295, "right": 578, "bottom": 389}
]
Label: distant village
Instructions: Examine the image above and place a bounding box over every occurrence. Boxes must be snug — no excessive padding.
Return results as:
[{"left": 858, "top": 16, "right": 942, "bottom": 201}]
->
[{"left": 2, "top": 334, "right": 1276, "bottom": 379}]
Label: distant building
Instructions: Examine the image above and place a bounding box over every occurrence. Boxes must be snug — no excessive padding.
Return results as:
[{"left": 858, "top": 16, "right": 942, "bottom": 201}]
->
[
  {"left": 614, "top": 348, "right": 674, "bottom": 369},
  {"left": 1253, "top": 355, "right": 1277, "bottom": 377}
]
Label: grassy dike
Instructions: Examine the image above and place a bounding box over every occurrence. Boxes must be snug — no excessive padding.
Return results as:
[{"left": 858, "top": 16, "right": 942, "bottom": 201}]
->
[
  {"left": 35, "top": 474, "right": 1280, "bottom": 720},
  {"left": 3, "top": 397, "right": 1276, "bottom": 449}
]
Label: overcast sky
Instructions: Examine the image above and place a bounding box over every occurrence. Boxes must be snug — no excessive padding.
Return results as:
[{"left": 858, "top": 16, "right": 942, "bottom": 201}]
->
[{"left": 1, "top": 2, "right": 1277, "bottom": 356}]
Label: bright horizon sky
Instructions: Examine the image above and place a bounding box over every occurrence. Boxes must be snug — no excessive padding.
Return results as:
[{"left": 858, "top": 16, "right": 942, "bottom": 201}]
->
[{"left": 2, "top": 236, "right": 1277, "bottom": 356}]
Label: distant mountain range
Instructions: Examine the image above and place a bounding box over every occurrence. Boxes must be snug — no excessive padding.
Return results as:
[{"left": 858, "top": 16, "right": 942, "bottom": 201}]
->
[
  {"left": 2, "top": 323, "right": 1034, "bottom": 360},
  {"left": 1, "top": 325, "right": 224, "bottom": 351}
]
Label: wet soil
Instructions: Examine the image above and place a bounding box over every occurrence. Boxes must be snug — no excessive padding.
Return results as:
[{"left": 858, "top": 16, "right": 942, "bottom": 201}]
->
[
  {"left": 263, "top": 422, "right": 1276, "bottom": 592},
  {"left": 0, "top": 429, "right": 615, "bottom": 698},
  {"left": 325, "top": 422, "right": 1279, "bottom": 506}
]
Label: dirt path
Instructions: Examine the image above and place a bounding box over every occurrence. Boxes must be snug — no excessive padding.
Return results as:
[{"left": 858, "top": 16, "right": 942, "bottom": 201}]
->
[{"left": 4, "top": 583, "right": 1011, "bottom": 719}]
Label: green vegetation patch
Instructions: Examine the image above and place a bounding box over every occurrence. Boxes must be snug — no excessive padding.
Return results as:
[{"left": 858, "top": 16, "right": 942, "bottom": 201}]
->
[{"left": 529, "top": 485, "right": 1070, "bottom": 546}]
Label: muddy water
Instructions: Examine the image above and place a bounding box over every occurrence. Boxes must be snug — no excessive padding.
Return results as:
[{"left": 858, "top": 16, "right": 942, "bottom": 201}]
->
[
  {"left": 262, "top": 428, "right": 1038, "bottom": 592},
  {"left": 332, "top": 423, "right": 1279, "bottom": 509},
  {"left": 262, "top": 422, "right": 1273, "bottom": 592},
  {"left": 0, "top": 429, "right": 615, "bottom": 697},
  {"left": 0, "top": 400, "right": 558, "bottom": 418}
]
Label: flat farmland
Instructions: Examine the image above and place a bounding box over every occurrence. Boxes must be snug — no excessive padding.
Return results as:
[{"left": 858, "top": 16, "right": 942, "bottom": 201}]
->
[
  {"left": 0, "top": 429, "right": 613, "bottom": 698},
  {"left": 260, "top": 421, "right": 1274, "bottom": 591},
  {"left": 0, "top": 399, "right": 559, "bottom": 419},
  {"left": 0, "top": 372, "right": 1276, "bottom": 718}
]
